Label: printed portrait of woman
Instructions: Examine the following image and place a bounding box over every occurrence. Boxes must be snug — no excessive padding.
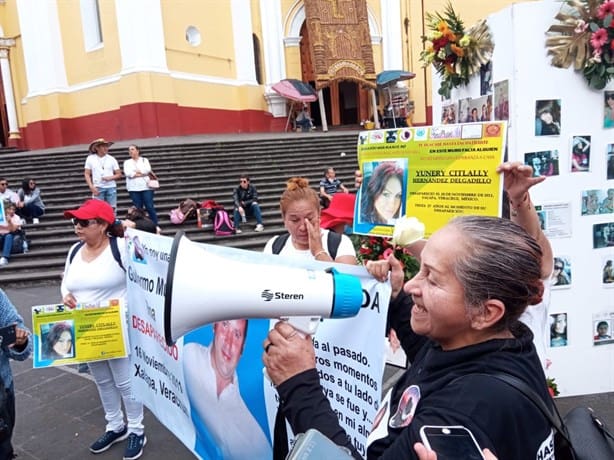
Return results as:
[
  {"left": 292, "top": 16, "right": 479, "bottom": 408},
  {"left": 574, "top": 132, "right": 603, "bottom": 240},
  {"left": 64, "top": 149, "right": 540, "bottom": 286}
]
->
[
  {"left": 535, "top": 99, "right": 561, "bottom": 136},
  {"left": 604, "top": 91, "right": 614, "bottom": 128},
  {"left": 549, "top": 313, "right": 568, "bottom": 347},
  {"left": 42, "top": 321, "right": 75, "bottom": 360},
  {"left": 359, "top": 161, "right": 406, "bottom": 226}
]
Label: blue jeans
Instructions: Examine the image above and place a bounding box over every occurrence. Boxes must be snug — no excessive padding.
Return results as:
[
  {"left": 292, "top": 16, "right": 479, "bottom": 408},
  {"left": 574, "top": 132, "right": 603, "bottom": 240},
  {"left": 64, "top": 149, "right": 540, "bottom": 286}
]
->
[
  {"left": 233, "top": 202, "right": 263, "bottom": 228},
  {"left": 0, "top": 233, "right": 14, "bottom": 258},
  {"left": 94, "top": 187, "right": 117, "bottom": 209},
  {"left": 0, "top": 383, "right": 15, "bottom": 459},
  {"left": 128, "top": 190, "right": 158, "bottom": 225},
  {"left": 16, "top": 203, "right": 44, "bottom": 220}
]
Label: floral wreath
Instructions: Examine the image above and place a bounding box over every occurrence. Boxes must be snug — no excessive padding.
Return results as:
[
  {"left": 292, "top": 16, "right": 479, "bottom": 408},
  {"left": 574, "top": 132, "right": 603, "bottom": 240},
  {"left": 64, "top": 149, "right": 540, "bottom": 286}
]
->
[
  {"left": 546, "top": 0, "right": 614, "bottom": 90},
  {"left": 419, "top": 2, "right": 494, "bottom": 99}
]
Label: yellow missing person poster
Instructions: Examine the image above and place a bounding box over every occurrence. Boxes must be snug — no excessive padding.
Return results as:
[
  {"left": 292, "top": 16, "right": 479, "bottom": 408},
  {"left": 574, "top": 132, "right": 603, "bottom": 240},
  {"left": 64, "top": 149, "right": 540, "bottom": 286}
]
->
[
  {"left": 32, "top": 298, "right": 128, "bottom": 368},
  {"left": 355, "top": 122, "right": 507, "bottom": 237}
]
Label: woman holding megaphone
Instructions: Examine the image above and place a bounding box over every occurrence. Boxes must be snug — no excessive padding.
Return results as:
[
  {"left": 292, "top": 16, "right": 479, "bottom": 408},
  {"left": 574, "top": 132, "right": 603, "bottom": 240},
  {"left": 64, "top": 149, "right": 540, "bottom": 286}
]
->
[{"left": 263, "top": 215, "right": 554, "bottom": 460}]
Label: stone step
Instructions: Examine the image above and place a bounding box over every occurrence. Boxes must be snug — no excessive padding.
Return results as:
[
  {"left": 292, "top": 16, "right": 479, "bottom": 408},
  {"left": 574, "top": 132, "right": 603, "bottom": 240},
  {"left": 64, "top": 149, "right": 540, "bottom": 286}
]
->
[{"left": 1, "top": 132, "right": 361, "bottom": 285}]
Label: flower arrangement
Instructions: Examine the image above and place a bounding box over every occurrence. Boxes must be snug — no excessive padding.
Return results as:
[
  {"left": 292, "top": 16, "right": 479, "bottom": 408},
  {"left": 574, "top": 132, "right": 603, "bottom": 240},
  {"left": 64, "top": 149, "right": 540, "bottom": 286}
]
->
[
  {"left": 546, "top": 0, "right": 614, "bottom": 90},
  {"left": 546, "top": 377, "right": 560, "bottom": 397},
  {"left": 351, "top": 235, "right": 420, "bottom": 282},
  {"left": 419, "top": 2, "right": 494, "bottom": 99}
]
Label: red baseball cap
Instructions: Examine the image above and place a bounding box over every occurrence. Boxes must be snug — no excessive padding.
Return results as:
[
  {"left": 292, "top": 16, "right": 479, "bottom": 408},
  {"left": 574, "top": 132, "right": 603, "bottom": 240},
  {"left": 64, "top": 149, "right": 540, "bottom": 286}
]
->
[
  {"left": 63, "top": 199, "right": 115, "bottom": 225},
  {"left": 320, "top": 193, "right": 356, "bottom": 229}
]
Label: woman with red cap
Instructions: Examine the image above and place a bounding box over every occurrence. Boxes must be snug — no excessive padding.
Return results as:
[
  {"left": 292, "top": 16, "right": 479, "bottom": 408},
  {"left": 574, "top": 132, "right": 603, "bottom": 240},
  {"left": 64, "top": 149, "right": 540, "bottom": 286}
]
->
[{"left": 61, "top": 199, "right": 146, "bottom": 460}]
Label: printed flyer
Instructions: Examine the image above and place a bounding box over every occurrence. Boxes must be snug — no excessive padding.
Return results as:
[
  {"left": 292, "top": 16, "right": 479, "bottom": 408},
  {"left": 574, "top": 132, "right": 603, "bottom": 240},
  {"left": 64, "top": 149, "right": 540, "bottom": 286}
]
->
[
  {"left": 355, "top": 122, "right": 507, "bottom": 237},
  {"left": 32, "top": 299, "right": 128, "bottom": 368}
]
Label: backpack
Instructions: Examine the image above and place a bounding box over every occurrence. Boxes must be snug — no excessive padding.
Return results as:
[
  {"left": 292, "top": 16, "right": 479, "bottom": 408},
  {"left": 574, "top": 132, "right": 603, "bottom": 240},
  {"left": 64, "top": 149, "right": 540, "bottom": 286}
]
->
[
  {"left": 10, "top": 229, "right": 30, "bottom": 254},
  {"left": 69, "top": 236, "right": 125, "bottom": 272},
  {"left": 213, "top": 208, "right": 235, "bottom": 236},
  {"left": 271, "top": 231, "right": 342, "bottom": 259},
  {"left": 170, "top": 199, "right": 199, "bottom": 225}
]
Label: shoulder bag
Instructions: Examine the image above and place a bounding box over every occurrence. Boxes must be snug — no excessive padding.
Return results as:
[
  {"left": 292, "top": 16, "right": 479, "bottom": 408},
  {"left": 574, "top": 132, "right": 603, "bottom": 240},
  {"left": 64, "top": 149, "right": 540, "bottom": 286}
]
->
[{"left": 147, "top": 171, "right": 160, "bottom": 189}]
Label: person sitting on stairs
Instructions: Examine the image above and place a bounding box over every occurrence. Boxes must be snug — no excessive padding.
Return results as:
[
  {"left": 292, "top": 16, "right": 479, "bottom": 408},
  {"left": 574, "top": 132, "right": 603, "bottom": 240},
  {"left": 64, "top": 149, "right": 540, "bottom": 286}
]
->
[{"left": 232, "top": 174, "right": 264, "bottom": 234}]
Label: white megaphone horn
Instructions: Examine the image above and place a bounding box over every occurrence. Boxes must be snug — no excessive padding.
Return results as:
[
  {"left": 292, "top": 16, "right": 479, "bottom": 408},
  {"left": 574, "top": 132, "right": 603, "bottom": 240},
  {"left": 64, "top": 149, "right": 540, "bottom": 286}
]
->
[{"left": 164, "top": 232, "right": 363, "bottom": 345}]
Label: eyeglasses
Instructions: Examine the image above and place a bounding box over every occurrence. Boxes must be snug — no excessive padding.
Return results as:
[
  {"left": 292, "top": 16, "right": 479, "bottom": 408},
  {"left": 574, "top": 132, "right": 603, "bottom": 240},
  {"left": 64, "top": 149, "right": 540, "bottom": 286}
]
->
[
  {"left": 240, "top": 179, "right": 248, "bottom": 183},
  {"left": 554, "top": 265, "right": 563, "bottom": 270},
  {"left": 71, "top": 218, "right": 98, "bottom": 227},
  {"left": 0, "top": 182, "right": 7, "bottom": 186}
]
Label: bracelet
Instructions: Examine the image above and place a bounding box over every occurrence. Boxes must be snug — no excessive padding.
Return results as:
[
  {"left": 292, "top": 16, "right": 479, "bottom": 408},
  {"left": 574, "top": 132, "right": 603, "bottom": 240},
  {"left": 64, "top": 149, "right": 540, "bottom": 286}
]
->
[
  {"left": 313, "top": 250, "right": 328, "bottom": 259},
  {"left": 509, "top": 193, "right": 530, "bottom": 217}
]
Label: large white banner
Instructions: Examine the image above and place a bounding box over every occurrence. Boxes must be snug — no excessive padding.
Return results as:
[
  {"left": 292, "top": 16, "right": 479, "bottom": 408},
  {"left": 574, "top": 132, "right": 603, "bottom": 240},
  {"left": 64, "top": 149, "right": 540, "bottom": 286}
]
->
[{"left": 124, "top": 229, "right": 390, "bottom": 459}]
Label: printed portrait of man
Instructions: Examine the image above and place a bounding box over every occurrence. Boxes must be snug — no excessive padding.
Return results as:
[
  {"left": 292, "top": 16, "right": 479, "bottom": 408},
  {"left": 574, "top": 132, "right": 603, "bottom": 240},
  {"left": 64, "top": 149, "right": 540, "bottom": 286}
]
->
[{"left": 183, "top": 319, "right": 272, "bottom": 460}]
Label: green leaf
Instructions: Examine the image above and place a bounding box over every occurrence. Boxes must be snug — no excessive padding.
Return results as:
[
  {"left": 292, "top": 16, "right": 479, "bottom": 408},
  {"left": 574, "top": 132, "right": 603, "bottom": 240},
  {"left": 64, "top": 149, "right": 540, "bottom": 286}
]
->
[{"left": 589, "top": 21, "right": 600, "bottom": 32}]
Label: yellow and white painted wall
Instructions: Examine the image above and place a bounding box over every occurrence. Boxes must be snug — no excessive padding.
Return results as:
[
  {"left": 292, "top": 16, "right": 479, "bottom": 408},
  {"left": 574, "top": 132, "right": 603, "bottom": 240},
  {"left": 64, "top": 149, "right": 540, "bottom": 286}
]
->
[{"left": 0, "top": 0, "right": 530, "bottom": 149}]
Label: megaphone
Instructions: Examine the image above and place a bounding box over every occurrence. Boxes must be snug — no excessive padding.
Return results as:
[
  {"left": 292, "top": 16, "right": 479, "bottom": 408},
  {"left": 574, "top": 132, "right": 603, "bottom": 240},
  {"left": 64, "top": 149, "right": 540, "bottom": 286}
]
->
[{"left": 164, "top": 232, "right": 363, "bottom": 345}]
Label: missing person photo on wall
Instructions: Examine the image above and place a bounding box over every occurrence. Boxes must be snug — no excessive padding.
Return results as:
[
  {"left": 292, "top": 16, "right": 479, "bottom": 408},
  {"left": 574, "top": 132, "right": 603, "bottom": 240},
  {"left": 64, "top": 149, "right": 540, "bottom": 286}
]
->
[
  {"left": 602, "top": 255, "right": 614, "bottom": 285},
  {"left": 605, "top": 90, "right": 614, "bottom": 128},
  {"left": 524, "top": 150, "right": 559, "bottom": 177},
  {"left": 535, "top": 99, "right": 561, "bottom": 136},
  {"left": 551, "top": 256, "right": 571, "bottom": 288},
  {"left": 549, "top": 313, "right": 568, "bottom": 347},
  {"left": 441, "top": 101, "right": 457, "bottom": 124},
  {"left": 480, "top": 61, "right": 493, "bottom": 95},
  {"left": 571, "top": 135, "right": 591, "bottom": 172},
  {"left": 607, "top": 143, "right": 614, "bottom": 180},
  {"left": 592, "top": 313, "right": 614, "bottom": 345},
  {"left": 593, "top": 222, "right": 614, "bottom": 249},
  {"left": 494, "top": 80, "right": 509, "bottom": 122}
]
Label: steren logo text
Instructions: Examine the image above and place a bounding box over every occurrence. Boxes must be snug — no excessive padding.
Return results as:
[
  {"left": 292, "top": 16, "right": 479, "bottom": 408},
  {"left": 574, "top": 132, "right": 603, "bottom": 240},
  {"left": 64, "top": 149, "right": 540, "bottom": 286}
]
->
[{"left": 261, "top": 289, "right": 305, "bottom": 302}]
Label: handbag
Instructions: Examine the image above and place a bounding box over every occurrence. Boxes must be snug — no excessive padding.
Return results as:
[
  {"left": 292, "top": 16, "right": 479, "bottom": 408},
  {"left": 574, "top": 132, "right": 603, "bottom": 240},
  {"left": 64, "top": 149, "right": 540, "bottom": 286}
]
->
[
  {"left": 147, "top": 171, "right": 160, "bottom": 189},
  {"left": 487, "top": 373, "right": 614, "bottom": 460}
]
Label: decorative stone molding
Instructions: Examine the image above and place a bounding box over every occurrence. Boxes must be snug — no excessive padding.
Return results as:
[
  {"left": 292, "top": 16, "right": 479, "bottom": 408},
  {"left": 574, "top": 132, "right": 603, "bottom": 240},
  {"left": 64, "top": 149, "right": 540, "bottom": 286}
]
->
[{"left": 263, "top": 90, "right": 288, "bottom": 117}]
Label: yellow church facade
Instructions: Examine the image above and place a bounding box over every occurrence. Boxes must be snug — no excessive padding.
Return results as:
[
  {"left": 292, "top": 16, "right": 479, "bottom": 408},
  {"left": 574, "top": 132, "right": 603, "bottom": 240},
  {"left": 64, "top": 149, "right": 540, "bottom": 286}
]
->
[{"left": 0, "top": 0, "right": 528, "bottom": 150}]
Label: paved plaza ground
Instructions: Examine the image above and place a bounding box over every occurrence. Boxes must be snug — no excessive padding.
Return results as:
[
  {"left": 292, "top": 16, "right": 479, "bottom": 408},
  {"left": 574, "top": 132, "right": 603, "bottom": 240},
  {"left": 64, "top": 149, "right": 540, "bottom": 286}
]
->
[{"left": 5, "top": 279, "right": 614, "bottom": 459}]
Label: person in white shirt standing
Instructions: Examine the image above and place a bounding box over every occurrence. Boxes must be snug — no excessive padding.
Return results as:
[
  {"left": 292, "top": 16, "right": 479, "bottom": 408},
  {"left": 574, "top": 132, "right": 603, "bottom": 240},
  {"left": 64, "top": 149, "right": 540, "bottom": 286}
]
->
[
  {"left": 122, "top": 144, "right": 159, "bottom": 228},
  {"left": 84, "top": 138, "right": 122, "bottom": 210}
]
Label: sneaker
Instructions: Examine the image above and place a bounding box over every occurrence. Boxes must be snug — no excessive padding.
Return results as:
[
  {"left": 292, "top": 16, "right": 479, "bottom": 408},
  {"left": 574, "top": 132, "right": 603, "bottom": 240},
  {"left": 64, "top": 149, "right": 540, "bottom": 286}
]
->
[
  {"left": 255, "top": 224, "right": 264, "bottom": 232},
  {"left": 90, "top": 426, "right": 128, "bottom": 453},
  {"left": 33, "top": 218, "right": 40, "bottom": 224},
  {"left": 235, "top": 228, "right": 242, "bottom": 234},
  {"left": 123, "top": 433, "right": 147, "bottom": 460},
  {"left": 0, "top": 257, "right": 8, "bottom": 266}
]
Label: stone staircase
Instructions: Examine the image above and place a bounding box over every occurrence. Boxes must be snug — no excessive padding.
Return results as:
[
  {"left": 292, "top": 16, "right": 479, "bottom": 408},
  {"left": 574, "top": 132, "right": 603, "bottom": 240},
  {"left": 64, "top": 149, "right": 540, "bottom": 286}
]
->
[{"left": 0, "top": 132, "right": 361, "bottom": 285}]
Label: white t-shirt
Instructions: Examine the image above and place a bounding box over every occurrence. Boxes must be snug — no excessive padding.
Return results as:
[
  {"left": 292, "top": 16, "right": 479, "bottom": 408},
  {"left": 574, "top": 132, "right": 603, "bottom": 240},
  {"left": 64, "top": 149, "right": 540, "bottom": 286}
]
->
[
  {"left": 262, "top": 229, "right": 356, "bottom": 259},
  {"left": 519, "top": 278, "right": 551, "bottom": 371},
  {"left": 123, "top": 157, "right": 152, "bottom": 192},
  {"left": 61, "top": 239, "right": 127, "bottom": 304},
  {"left": 84, "top": 153, "right": 120, "bottom": 189},
  {"left": 183, "top": 342, "right": 272, "bottom": 460}
]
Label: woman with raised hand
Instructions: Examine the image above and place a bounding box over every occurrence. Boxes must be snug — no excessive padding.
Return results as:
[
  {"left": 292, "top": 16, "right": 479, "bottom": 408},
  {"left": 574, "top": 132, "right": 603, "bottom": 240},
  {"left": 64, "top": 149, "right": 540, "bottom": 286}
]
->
[
  {"left": 263, "top": 177, "right": 356, "bottom": 265},
  {"left": 263, "top": 215, "right": 553, "bottom": 460}
]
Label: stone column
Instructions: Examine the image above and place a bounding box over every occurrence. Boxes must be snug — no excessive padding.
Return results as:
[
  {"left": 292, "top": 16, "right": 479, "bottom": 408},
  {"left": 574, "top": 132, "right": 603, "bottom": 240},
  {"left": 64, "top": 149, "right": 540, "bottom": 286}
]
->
[{"left": 0, "top": 38, "right": 20, "bottom": 141}]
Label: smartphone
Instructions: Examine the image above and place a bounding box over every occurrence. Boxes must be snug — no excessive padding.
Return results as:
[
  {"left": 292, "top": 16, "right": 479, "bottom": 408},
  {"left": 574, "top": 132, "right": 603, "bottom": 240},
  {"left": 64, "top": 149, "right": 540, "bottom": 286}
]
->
[
  {"left": 287, "top": 429, "right": 354, "bottom": 460},
  {"left": 419, "top": 425, "right": 485, "bottom": 460},
  {"left": 0, "top": 324, "right": 16, "bottom": 347}
]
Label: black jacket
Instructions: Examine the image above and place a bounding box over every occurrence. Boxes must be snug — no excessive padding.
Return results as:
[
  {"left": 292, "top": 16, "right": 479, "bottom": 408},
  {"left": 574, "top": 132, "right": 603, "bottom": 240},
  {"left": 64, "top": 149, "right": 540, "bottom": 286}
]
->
[
  {"left": 232, "top": 184, "right": 258, "bottom": 209},
  {"left": 276, "top": 291, "right": 554, "bottom": 460}
]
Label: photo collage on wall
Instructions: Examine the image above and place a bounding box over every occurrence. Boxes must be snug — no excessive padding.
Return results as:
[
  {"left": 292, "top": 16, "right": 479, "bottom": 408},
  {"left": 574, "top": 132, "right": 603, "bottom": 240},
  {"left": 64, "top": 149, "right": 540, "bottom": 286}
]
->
[{"left": 534, "top": 92, "right": 614, "bottom": 350}]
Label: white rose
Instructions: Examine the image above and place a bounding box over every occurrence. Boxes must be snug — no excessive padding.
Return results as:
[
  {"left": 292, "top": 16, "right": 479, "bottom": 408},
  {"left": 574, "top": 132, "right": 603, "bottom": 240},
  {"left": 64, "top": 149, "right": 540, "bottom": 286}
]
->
[{"left": 392, "top": 216, "right": 425, "bottom": 247}]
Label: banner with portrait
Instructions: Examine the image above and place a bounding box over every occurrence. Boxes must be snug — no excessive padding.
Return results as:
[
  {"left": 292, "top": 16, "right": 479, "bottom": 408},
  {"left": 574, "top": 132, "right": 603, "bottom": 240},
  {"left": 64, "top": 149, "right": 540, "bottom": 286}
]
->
[
  {"left": 355, "top": 122, "right": 507, "bottom": 237},
  {"left": 31, "top": 299, "right": 128, "bottom": 368},
  {"left": 124, "top": 229, "right": 390, "bottom": 460}
]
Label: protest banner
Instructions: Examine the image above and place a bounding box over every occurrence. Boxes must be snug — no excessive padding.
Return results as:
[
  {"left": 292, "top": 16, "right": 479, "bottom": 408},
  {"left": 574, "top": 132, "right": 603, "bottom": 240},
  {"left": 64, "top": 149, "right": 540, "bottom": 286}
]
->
[
  {"left": 355, "top": 122, "right": 507, "bottom": 237},
  {"left": 32, "top": 299, "right": 128, "bottom": 368},
  {"left": 124, "top": 229, "right": 390, "bottom": 459}
]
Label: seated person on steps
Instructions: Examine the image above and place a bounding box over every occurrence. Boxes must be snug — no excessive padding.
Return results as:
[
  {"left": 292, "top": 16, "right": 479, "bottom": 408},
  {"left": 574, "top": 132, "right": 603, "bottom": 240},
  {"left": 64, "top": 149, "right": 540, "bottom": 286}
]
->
[
  {"left": 295, "top": 103, "right": 315, "bottom": 132},
  {"left": 0, "top": 202, "right": 23, "bottom": 266},
  {"left": 232, "top": 174, "right": 264, "bottom": 234},
  {"left": 319, "top": 167, "right": 348, "bottom": 209}
]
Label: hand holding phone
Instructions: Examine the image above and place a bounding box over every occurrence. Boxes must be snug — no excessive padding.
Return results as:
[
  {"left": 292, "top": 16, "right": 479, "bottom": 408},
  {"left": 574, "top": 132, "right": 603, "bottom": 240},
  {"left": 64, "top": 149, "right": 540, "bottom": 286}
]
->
[
  {"left": 419, "top": 425, "right": 485, "bottom": 460},
  {"left": 0, "top": 324, "right": 17, "bottom": 347}
]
